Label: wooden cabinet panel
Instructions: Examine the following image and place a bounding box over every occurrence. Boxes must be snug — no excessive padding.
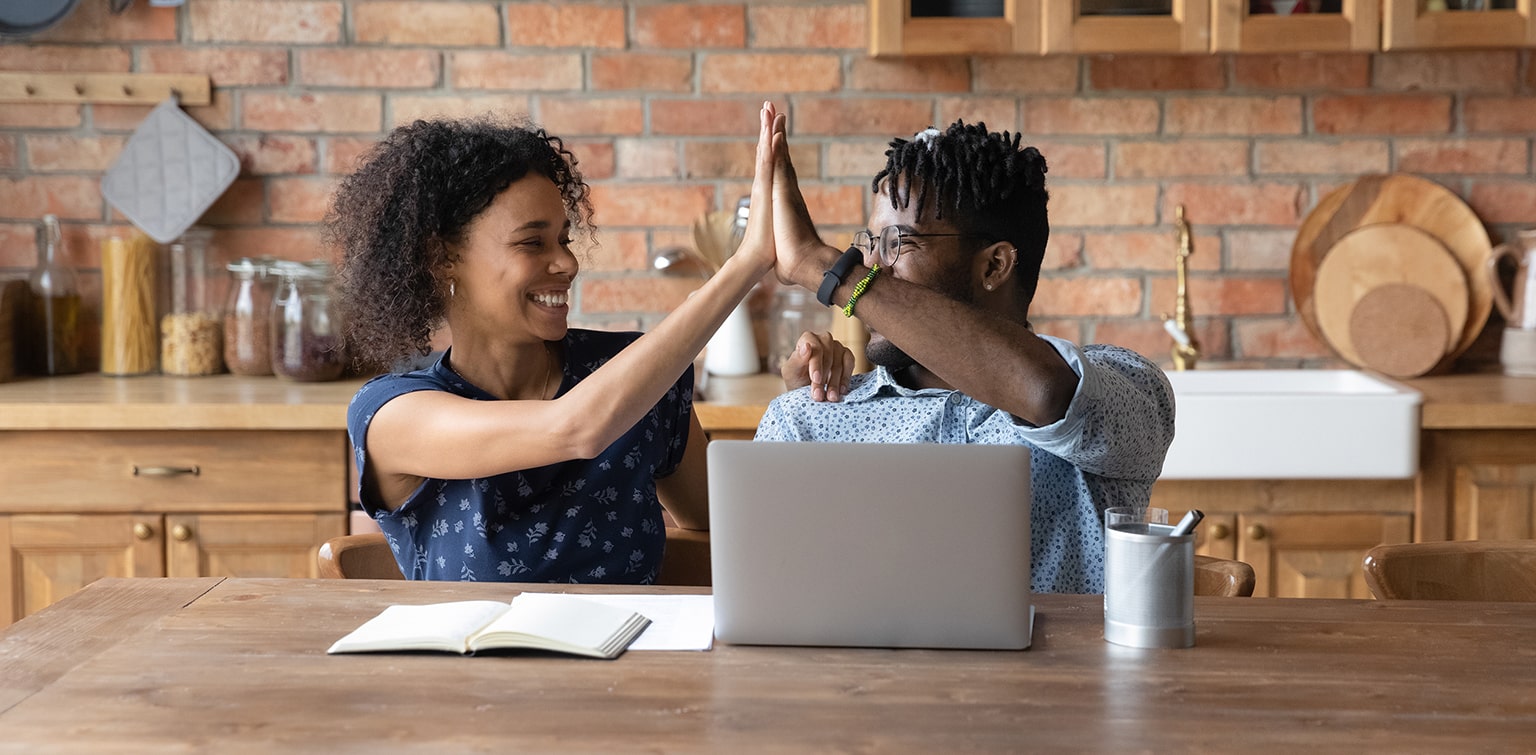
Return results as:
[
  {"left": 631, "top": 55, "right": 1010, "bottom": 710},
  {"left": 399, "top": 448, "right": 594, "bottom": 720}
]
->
[
  {"left": 0, "top": 514, "right": 163, "bottom": 625},
  {"left": 870, "top": 0, "right": 1038, "bottom": 56},
  {"left": 165, "top": 513, "right": 345, "bottom": 579},
  {"left": 1383, "top": 0, "right": 1536, "bottom": 50},
  {"left": 1211, "top": 0, "right": 1379, "bottom": 52},
  {"left": 1452, "top": 464, "right": 1536, "bottom": 541},
  {"left": 1042, "top": 0, "right": 1210, "bottom": 53},
  {"left": 1418, "top": 430, "right": 1536, "bottom": 542},
  {"left": 1194, "top": 512, "right": 1238, "bottom": 559},
  {"left": 1238, "top": 513, "right": 1411, "bottom": 598},
  {"left": 0, "top": 430, "right": 346, "bottom": 511}
]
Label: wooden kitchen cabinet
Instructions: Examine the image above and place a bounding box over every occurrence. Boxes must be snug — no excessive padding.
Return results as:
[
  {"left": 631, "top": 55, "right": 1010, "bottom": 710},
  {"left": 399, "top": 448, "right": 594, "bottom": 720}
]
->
[
  {"left": 1042, "top": 0, "right": 1210, "bottom": 53},
  {"left": 1234, "top": 512, "right": 1411, "bottom": 598},
  {"left": 1211, "top": 0, "right": 1379, "bottom": 52},
  {"left": 1383, "top": 0, "right": 1536, "bottom": 50},
  {"left": 1418, "top": 430, "right": 1536, "bottom": 542},
  {"left": 870, "top": 0, "right": 1038, "bottom": 55}
]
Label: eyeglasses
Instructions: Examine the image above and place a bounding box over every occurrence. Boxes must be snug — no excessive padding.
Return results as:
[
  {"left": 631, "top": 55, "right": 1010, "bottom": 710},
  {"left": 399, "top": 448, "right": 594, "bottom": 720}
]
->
[{"left": 849, "top": 226, "right": 991, "bottom": 269}]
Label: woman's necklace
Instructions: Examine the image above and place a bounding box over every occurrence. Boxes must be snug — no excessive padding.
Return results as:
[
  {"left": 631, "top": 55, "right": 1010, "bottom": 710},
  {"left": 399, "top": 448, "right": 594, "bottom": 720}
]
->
[{"left": 540, "top": 342, "right": 557, "bottom": 400}]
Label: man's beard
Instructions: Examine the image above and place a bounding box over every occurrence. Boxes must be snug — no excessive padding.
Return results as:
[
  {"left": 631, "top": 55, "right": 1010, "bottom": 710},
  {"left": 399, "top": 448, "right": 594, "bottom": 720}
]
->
[{"left": 864, "top": 263, "right": 975, "bottom": 372}]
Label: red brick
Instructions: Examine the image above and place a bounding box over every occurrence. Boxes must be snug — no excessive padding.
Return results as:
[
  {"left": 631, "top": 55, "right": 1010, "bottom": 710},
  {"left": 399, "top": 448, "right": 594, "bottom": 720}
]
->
[
  {"left": 567, "top": 139, "right": 615, "bottom": 181},
  {"left": 1083, "top": 231, "right": 1222, "bottom": 271},
  {"left": 1115, "top": 141, "right": 1249, "bottom": 179},
  {"left": 794, "top": 97, "right": 934, "bottom": 137},
  {"left": 1033, "top": 319, "right": 1083, "bottom": 344},
  {"left": 580, "top": 276, "right": 703, "bottom": 314},
  {"left": 826, "top": 140, "right": 891, "bottom": 179},
  {"left": 1464, "top": 97, "right": 1536, "bottom": 134},
  {"left": 1255, "top": 140, "right": 1390, "bottom": 175},
  {"left": 749, "top": 5, "right": 865, "bottom": 48},
  {"left": 221, "top": 136, "right": 319, "bottom": 176},
  {"left": 140, "top": 47, "right": 289, "bottom": 87},
  {"left": 973, "top": 57, "right": 1080, "bottom": 94},
  {"left": 591, "top": 53, "right": 693, "bottom": 92},
  {"left": 93, "top": 91, "right": 234, "bottom": 132},
  {"left": 24, "top": 135, "right": 125, "bottom": 172},
  {"left": 353, "top": 2, "right": 499, "bottom": 46},
  {"left": 37, "top": 0, "right": 175, "bottom": 42},
  {"left": 1234, "top": 319, "right": 1332, "bottom": 359},
  {"left": 0, "top": 136, "right": 15, "bottom": 171},
  {"left": 798, "top": 184, "right": 866, "bottom": 227},
  {"left": 702, "top": 54, "right": 841, "bottom": 94},
  {"left": 1095, "top": 319, "right": 1230, "bottom": 363},
  {"left": 0, "top": 104, "right": 80, "bottom": 128},
  {"left": 1312, "top": 95, "right": 1452, "bottom": 135},
  {"left": 1043, "top": 232, "right": 1084, "bottom": 271},
  {"left": 199, "top": 179, "right": 265, "bottom": 226},
  {"left": 587, "top": 183, "right": 714, "bottom": 227},
  {"left": 267, "top": 177, "right": 339, "bottom": 223},
  {"left": 1233, "top": 54, "right": 1370, "bottom": 90},
  {"left": 1049, "top": 184, "right": 1159, "bottom": 227},
  {"left": 538, "top": 98, "right": 644, "bottom": 136},
  {"left": 681, "top": 142, "right": 754, "bottom": 179},
  {"left": 1149, "top": 276, "right": 1287, "bottom": 316},
  {"left": 323, "top": 137, "right": 380, "bottom": 175},
  {"left": 1164, "top": 183, "right": 1303, "bottom": 226},
  {"left": 62, "top": 224, "right": 144, "bottom": 268},
  {"left": 205, "top": 227, "right": 325, "bottom": 268},
  {"left": 616, "top": 140, "right": 681, "bottom": 179},
  {"left": 848, "top": 58, "right": 970, "bottom": 93},
  {"left": 1468, "top": 181, "right": 1536, "bottom": 225},
  {"left": 1089, "top": 55, "right": 1225, "bottom": 91},
  {"left": 189, "top": 0, "right": 340, "bottom": 43},
  {"left": 1227, "top": 229, "right": 1296, "bottom": 271},
  {"left": 1396, "top": 138, "right": 1529, "bottom": 175},
  {"left": 651, "top": 100, "right": 762, "bottom": 136},
  {"left": 574, "top": 230, "right": 649, "bottom": 273},
  {"left": 389, "top": 95, "right": 532, "bottom": 127},
  {"left": 0, "top": 45, "right": 130, "bottom": 72},
  {"left": 634, "top": 4, "right": 745, "bottom": 49},
  {"left": 299, "top": 49, "right": 439, "bottom": 88},
  {"left": 1166, "top": 96, "right": 1302, "bottom": 136},
  {"left": 1030, "top": 140, "right": 1107, "bottom": 180},
  {"left": 0, "top": 224, "right": 36, "bottom": 267},
  {"left": 506, "top": 4, "right": 624, "bottom": 48},
  {"left": 1030, "top": 277, "right": 1144, "bottom": 316},
  {"left": 450, "top": 52, "right": 582, "bottom": 91},
  {"left": 937, "top": 98, "right": 1019, "bottom": 133},
  {"left": 1374, "top": 51, "right": 1519, "bottom": 93},
  {"left": 1024, "top": 97, "right": 1159, "bottom": 135},
  {"left": 242, "top": 93, "right": 381, "bottom": 133},
  {"left": 0, "top": 176, "right": 102, "bottom": 221}
]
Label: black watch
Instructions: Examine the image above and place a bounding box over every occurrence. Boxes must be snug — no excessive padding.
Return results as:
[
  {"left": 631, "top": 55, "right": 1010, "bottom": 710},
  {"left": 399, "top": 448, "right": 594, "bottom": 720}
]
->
[{"left": 816, "top": 247, "right": 864, "bottom": 307}]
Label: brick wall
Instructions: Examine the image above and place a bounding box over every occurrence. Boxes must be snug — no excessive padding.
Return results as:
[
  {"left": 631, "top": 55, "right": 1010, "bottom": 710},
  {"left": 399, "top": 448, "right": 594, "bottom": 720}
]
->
[{"left": 1, "top": 0, "right": 1533, "bottom": 370}]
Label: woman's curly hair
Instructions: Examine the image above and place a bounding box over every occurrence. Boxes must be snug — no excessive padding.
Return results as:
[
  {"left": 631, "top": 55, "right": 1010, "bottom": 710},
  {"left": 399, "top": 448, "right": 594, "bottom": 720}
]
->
[{"left": 326, "top": 117, "right": 593, "bottom": 372}]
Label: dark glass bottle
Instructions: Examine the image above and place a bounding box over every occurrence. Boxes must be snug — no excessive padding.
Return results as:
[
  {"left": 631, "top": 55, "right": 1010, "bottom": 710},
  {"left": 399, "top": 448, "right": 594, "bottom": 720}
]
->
[{"left": 19, "top": 215, "right": 83, "bottom": 376}]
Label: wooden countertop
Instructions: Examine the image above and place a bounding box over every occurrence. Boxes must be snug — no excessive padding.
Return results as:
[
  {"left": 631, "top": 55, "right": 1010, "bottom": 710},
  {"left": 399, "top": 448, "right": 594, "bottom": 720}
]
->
[
  {"left": 2, "top": 371, "right": 1534, "bottom": 433},
  {"left": 2, "top": 577, "right": 1533, "bottom": 750}
]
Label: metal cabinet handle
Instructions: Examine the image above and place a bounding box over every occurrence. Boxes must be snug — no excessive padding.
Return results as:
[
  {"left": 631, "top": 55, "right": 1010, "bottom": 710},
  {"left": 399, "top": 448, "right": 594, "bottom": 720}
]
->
[
  {"left": 133, "top": 523, "right": 154, "bottom": 540},
  {"left": 1246, "top": 523, "right": 1268, "bottom": 541},
  {"left": 171, "top": 524, "right": 193, "bottom": 542},
  {"left": 133, "top": 465, "right": 200, "bottom": 478},
  {"left": 1208, "top": 523, "right": 1231, "bottom": 541}
]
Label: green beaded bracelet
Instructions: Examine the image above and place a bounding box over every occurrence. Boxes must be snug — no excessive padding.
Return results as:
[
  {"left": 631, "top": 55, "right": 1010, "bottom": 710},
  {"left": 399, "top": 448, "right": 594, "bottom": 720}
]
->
[{"left": 842, "top": 264, "right": 880, "bottom": 318}]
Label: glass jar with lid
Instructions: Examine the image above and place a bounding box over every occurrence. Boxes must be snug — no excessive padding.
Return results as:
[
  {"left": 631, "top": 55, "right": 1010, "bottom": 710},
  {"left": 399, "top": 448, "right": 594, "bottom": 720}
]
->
[
  {"left": 160, "top": 228, "right": 224, "bottom": 376},
  {"left": 270, "top": 259, "right": 346, "bottom": 382},
  {"left": 224, "top": 257, "right": 276, "bottom": 376}
]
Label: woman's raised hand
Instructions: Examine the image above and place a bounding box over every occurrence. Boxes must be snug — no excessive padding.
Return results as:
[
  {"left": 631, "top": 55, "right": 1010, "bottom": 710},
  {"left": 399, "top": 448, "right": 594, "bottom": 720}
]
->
[{"left": 736, "top": 101, "right": 782, "bottom": 276}]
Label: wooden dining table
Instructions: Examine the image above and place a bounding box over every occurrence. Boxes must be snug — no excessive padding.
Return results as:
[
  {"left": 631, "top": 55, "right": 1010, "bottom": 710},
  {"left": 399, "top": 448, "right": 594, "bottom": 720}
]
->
[{"left": 0, "top": 577, "right": 1532, "bottom": 751}]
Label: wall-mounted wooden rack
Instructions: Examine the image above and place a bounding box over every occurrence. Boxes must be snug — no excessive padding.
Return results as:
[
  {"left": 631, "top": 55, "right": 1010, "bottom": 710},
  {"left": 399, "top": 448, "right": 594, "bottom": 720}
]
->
[{"left": 0, "top": 72, "right": 211, "bottom": 106}]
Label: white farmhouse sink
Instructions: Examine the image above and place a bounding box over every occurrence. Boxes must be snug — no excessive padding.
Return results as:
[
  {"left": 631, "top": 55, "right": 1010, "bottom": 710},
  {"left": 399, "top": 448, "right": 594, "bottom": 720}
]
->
[{"left": 1159, "top": 370, "right": 1422, "bottom": 480}]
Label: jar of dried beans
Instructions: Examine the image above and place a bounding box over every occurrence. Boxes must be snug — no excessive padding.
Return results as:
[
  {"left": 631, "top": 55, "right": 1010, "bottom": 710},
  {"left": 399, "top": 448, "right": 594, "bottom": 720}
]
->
[
  {"left": 270, "top": 260, "right": 345, "bottom": 382},
  {"left": 224, "top": 257, "right": 275, "bottom": 376},
  {"left": 160, "top": 228, "right": 223, "bottom": 376}
]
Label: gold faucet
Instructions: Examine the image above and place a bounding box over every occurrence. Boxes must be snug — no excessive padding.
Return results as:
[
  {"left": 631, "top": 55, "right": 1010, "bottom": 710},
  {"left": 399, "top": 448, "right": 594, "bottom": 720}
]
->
[{"left": 1163, "top": 205, "right": 1200, "bottom": 371}]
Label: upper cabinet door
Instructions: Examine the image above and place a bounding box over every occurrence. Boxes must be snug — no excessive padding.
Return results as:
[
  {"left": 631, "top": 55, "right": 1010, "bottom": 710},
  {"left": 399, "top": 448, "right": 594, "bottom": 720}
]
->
[
  {"left": 1383, "top": 0, "right": 1536, "bottom": 49},
  {"left": 1212, "top": 0, "right": 1380, "bottom": 52},
  {"left": 870, "top": 0, "right": 1040, "bottom": 56},
  {"left": 1042, "top": 0, "right": 1211, "bottom": 53}
]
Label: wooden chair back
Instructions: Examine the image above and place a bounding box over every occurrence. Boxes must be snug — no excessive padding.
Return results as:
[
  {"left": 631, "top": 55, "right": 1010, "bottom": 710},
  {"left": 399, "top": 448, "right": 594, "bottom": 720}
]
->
[
  {"left": 317, "top": 533, "right": 404, "bottom": 580},
  {"left": 1363, "top": 540, "right": 1536, "bottom": 601},
  {"left": 656, "top": 527, "right": 711, "bottom": 586},
  {"left": 1194, "top": 555, "right": 1256, "bottom": 598}
]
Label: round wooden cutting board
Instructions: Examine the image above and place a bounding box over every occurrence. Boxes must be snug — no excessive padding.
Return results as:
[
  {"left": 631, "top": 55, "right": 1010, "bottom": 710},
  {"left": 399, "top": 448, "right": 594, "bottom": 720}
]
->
[
  {"left": 1290, "top": 174, "right": 1493, "bottom": 370},
  {"left": 1348, "top": 284, "right": 1451, "bottom": 378},
  {"left": 1311, "top": 223, "right": 1469, "bottom": 367}
]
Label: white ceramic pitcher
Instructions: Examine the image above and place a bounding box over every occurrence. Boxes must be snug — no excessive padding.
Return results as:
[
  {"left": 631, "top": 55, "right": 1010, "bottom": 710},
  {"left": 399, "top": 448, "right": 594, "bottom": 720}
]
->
[{"left": 1486, "top": 229, "right": 1536, "bottom": 376}]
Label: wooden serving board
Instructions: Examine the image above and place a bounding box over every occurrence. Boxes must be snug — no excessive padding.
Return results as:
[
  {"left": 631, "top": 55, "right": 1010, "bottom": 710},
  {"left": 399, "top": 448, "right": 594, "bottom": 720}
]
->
[
  {"left": 1349, "top": 284, "right": 1451, "bottom": 379},
  {"left": 1290, "top": 174, "right": 1493, "bottom": 370},
  {"left": 1312, "top": 224, "right": 1468, "bottom": 367}
]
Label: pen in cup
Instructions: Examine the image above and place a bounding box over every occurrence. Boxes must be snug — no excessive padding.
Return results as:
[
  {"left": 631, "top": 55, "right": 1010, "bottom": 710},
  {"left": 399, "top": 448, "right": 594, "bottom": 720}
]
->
[{"left": 1170, "top": 509, "right": 1204, "bottom": 538}]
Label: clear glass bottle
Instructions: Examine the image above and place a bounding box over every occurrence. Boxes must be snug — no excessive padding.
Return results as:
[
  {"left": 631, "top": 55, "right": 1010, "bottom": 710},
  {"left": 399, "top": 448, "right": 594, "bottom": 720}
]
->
[
  {"left": 160, "top": 228, "right": 224, "bottom": 376},
  {"left": 768, "top": 286, "right": 833, "bottom": 375},
  {"left": 19, "top": 214, "right": 84, "bottom": 376},
  {"left": 224, "top": 257, "right": 275, "bottom": 376},
  {"left": 270, "top": 260, "right": 346, "bottom": 382}
]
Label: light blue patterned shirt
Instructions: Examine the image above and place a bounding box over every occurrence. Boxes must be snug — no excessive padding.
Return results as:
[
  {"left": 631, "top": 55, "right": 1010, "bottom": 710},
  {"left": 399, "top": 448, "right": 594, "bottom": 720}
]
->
[{"left": 754, "top": 335, "right": 1175, "bottom": 594}]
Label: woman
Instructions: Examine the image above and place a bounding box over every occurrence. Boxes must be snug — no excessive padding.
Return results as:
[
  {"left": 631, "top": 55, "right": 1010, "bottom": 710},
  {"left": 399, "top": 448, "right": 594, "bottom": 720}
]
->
[{"left": 330, "top": 103, "right": 782, "bottom": 584}]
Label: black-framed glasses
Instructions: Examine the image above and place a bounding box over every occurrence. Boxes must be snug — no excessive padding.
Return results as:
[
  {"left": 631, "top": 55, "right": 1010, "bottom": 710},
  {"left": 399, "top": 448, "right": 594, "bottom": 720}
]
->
[{"left": 850, "top": 226, "right": 991, "bottom": 269}]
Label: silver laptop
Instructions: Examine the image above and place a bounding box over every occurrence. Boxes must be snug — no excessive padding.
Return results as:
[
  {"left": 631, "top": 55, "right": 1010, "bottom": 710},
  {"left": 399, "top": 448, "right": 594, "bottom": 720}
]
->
[{"left": 707, "top": 440, "right": 1034, "bottom": 650}]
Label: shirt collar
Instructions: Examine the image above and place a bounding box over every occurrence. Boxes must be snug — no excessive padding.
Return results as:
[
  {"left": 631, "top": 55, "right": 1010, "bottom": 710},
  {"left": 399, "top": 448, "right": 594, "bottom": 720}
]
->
[{"left": 843, "top": 365, "right": 962, "bottom": 403}]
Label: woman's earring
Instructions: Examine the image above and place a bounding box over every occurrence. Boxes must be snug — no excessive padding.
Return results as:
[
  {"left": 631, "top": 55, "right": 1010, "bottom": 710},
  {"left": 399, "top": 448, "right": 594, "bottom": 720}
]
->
[
  {"left": 449, "top": 280, "right": 455, "bottom": 298},
  {"left": 985, "top": 282, "right": 994, "bottom": 291}
]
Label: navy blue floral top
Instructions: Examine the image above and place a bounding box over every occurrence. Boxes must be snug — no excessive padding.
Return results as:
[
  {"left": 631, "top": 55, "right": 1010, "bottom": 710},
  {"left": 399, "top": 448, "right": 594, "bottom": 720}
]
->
[{"left": 346, "top": 329, "right": 693, "bottom": 584}]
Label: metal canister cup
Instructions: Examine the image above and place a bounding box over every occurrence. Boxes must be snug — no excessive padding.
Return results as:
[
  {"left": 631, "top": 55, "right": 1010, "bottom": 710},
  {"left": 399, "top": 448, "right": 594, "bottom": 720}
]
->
[{"left": 1104, "top": 522, "right": 1195, "bottom": 649}]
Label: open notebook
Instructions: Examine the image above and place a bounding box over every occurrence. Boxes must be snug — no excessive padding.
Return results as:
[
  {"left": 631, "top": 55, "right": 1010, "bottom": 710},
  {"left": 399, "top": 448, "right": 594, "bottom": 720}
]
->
[{"left": 327, "top": 592, "right": 650, "bottom": 659}]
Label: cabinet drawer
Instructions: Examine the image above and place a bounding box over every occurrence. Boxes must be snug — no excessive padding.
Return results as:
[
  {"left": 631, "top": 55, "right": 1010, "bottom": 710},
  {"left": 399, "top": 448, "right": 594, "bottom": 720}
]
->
[{"left": 0, "top": 431, "right": 346, "bottom": 511}]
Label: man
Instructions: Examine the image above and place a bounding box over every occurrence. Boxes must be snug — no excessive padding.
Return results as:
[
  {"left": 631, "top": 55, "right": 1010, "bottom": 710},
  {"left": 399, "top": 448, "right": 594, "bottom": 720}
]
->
[{"left": 758, "top": 120, "right": 1175, "bottom": 594}]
